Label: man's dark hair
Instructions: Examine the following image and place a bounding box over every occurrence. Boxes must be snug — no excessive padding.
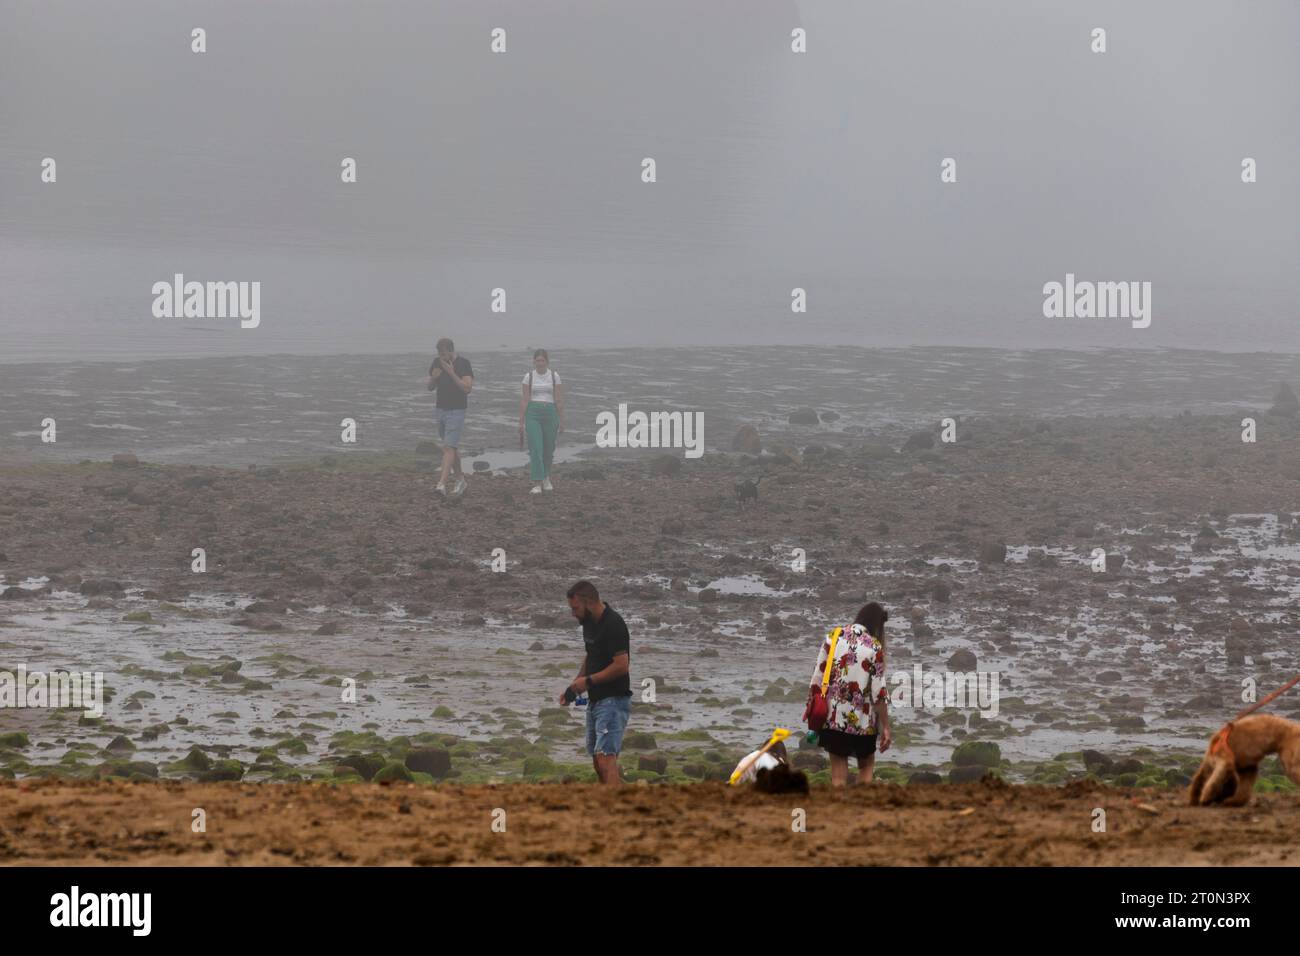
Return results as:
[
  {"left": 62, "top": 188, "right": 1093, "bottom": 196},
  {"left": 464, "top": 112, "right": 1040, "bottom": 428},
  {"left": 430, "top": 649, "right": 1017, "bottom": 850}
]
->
[
  {"left": 853, "top": 601, "right": 889, "bottom": 640},
  {"left": 436, "top": 337, "right": 454, "bottom": 353},
  {"left": 566, "top": 580, "right": 599, "bottom": 602}
]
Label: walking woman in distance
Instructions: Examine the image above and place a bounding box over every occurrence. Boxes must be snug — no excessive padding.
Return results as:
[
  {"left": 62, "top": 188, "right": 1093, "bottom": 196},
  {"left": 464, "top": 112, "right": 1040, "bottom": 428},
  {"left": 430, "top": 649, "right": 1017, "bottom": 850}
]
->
[{"left": 519, "top": 349, "right": 564, "bottom": 494}]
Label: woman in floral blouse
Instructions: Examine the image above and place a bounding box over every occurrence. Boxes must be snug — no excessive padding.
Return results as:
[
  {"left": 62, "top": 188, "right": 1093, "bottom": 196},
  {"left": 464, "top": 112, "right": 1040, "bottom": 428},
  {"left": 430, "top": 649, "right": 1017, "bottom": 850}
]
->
[{"left": 805, "top": 602, "right": 892, "bottom": 786}]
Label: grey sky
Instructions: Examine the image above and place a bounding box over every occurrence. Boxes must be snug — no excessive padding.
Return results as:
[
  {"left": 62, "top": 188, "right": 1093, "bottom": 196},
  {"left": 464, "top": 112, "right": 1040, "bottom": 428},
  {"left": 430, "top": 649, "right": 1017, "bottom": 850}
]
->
[{"left": 2, "top": 0, "right": 1297, "bottom": 359}]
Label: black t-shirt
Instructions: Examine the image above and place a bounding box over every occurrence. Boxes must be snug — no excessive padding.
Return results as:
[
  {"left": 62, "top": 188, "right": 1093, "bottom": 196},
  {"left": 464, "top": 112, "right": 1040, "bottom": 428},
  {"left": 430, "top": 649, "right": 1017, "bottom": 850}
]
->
[
  {"left": 430, "top": 355, "right": 473, "bottom": 410},
  {"left": 582, "top": 604, "right": 631, "bottom": 701}
]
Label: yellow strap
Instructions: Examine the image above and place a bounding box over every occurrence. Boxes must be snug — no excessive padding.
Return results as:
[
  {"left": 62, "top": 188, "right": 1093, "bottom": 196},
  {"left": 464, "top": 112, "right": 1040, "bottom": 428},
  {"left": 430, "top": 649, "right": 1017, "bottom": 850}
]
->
[
  {"left": 820, "top": 627, "right": 842, "bottom": 693},
  {"left": 728, "top": 728, "right": 792, "bottom": 785}
]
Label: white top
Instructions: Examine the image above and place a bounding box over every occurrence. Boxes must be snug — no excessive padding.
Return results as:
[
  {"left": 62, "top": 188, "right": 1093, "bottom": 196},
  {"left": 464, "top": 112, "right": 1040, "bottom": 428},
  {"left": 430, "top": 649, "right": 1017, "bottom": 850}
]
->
[
  {"left": 733, "top": 749, "right": 782, "bottom": 783},
  {"left": 523, "top": 369, "right": 562, "bottom": 404}
]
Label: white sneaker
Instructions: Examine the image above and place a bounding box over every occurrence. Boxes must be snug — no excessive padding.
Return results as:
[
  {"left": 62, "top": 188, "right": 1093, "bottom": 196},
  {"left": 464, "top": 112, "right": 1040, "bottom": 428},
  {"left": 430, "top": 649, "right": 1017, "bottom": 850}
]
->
[
  {"left": 542, "top": 477, "right": 554, "bottom": 492},
  {"left": 451, "top": 477, "right": 467, "bottom": 496},
  {"left": 529, "top": 483, "right": 543, "bottom": 494},
  {"left": 435, "top": 483, "right": 447, "bottom": 496}
]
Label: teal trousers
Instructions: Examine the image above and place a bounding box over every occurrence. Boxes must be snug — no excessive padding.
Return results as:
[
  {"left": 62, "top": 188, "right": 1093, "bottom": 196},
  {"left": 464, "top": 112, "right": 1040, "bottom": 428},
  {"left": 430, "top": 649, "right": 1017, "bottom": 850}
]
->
[{"left": 525, "top": 401, "right": 558, "bottom": 481}]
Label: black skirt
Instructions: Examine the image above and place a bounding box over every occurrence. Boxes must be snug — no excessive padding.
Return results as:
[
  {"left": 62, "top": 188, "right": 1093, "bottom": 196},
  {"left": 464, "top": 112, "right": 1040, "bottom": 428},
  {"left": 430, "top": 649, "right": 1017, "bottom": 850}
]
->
[{"left": 818, "top": 727, "right": 878, "bottom": 759}]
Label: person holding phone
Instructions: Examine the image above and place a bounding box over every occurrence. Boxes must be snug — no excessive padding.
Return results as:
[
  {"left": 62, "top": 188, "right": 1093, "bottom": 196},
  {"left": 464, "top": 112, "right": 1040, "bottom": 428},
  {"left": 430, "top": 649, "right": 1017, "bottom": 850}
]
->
[
  {"left": 518, "top": 348, "right": 563, "bottom": 494},
  {"left": 427, "top": 337, "right": 474, "bottom": 496}
]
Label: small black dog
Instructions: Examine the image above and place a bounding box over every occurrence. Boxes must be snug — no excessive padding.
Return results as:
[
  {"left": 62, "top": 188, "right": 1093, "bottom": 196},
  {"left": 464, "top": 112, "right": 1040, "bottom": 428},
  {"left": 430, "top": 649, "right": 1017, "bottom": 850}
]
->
[
  {"left": 754, "top": 764, "right": 810, "bottom": 794},
  {"left": 734, "top": 475, "right": 768, "bottom": 506}
]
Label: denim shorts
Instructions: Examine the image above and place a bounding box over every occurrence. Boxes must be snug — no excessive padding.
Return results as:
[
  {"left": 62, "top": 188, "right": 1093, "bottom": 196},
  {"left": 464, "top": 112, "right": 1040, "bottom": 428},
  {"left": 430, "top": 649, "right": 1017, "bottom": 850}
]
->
[
  {"left": 585, "top": 695, "right": 631, "bottom": 756},
  {"left": 436, "top": 407, "right": 466, "bottom": 448}
]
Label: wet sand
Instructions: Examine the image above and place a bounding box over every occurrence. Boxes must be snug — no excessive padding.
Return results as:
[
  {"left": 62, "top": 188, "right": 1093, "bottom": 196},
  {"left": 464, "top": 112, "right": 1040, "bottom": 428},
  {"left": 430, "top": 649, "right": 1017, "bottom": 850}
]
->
[{"left": 2, "top": 777, "right": 1298, "bottom": 866}]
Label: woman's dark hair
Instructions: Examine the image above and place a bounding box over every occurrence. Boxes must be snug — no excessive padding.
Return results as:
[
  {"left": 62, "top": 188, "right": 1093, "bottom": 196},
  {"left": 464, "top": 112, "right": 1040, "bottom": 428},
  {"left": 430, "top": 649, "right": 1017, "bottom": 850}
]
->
[
  {"left": 533, "top": 348, "right": 549, "bottom": 361},
  {"left": 853, "top": 602, "right": 889, "bottom": 640}
]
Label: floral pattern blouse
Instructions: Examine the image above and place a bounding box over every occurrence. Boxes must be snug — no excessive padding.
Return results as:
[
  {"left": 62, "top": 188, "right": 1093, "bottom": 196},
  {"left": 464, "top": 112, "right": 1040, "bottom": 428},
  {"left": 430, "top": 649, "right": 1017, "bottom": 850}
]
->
[{"left": 809, "top": 623, "right": 887, "bottom": 735}]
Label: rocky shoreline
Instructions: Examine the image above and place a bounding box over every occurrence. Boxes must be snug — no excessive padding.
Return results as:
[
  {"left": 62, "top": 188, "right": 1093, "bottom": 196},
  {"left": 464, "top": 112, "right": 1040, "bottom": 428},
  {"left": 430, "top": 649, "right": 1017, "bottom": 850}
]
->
[{"left": 2, "top": 409, "right": 1299, "bottom": 791}]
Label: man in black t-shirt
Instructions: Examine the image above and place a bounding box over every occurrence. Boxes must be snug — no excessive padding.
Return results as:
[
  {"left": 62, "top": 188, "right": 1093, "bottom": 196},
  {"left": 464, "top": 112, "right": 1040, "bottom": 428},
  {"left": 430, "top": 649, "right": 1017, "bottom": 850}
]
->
[
  {"left": 561, "top": 580, "right": 631, "bottom": 786},
  {"left": 427, "top": 337, "right": 474, "bottom": 496}
]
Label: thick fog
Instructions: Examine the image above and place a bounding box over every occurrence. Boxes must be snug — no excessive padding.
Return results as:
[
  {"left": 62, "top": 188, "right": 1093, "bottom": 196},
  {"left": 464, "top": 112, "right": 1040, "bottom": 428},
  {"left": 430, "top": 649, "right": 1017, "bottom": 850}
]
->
[{"left": 2, "top": 0, "right": 1297, "bottom": 361}]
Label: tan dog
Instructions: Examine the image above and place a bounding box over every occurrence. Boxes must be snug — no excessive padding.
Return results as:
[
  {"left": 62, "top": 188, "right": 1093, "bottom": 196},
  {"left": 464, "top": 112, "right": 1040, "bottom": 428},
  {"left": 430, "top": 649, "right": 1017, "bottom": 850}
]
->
[{"left": 1188, "top": 714, "right": 1300, "bottom": 806}]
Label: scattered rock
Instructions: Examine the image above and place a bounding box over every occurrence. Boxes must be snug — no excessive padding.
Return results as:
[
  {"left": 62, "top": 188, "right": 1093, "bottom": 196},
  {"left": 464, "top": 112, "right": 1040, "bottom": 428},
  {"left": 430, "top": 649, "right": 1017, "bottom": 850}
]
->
[
  {"left": 232, "top": 615, "right": 284, "bottom": 632},
  {"left": 1268, "top": 382, "right": 1299, "bottom": 417},
  {"left": 731, "top": 425, "right": 762, "bottom": 454},
  {"left": 951, "top": 741, "right": 1000, "bottom": 768},
  {"left": 80, "top": 579, "right": 125, "bottom": 596},
  {"left": 336, "top": 754, "right": 386, "bottom": 781},
  {"left": 947, "top": 649, "right": 978, "bottom": 670},
  {"left": 405, "top": 747, "right": 452, "bottom": 779},
  {"left": 637, "top": 754, "right": 668, "bottom": 774},
  {"left": 902, "top": 431, "right": 935, "bottom": 452},
  {"left": 949, "top": 765, "right": 993, "bottom": 784},
  {"left": 647, "top": 455, "right": 683, "bottom": 477},
  {"left": 1081, "top": 750, "right": 1114, "bottom": 772}
]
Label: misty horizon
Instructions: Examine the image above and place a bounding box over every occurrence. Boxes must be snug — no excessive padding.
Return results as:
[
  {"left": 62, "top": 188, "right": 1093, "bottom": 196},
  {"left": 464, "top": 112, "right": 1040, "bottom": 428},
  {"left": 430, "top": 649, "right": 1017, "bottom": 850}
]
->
[{"left": 3, "top": 0, "right": 1298, "bottom": 362}]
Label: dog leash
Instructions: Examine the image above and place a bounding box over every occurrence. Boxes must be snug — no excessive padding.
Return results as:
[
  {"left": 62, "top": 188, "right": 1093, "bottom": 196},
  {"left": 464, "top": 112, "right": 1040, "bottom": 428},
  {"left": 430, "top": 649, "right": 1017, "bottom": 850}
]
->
[
  {"left": 1211, "top": 672, "right": 1300, "bottom": 761},
  {"left": 1230, "top": 672, "right": 1300, "bottom": 723}
]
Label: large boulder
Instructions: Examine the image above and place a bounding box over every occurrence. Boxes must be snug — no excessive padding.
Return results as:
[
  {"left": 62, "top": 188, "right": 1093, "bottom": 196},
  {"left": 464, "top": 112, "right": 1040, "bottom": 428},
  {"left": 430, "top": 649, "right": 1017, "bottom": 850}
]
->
[
  {"left": 788, "top": 408, "right": 820, "bottom": 425},
  {"left": 952, "top": 741, "right": 1001, "bottom": 768},
  {"left": 405, "top": 747, "right": 452, "bottom": 779}
]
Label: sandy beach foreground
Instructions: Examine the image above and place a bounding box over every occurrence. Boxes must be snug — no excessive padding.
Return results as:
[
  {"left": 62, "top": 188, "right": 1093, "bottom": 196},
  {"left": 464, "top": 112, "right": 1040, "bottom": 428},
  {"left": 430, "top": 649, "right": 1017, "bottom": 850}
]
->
[{"left": 2, "top": 777, "right": 1297, "bottom": 866}]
